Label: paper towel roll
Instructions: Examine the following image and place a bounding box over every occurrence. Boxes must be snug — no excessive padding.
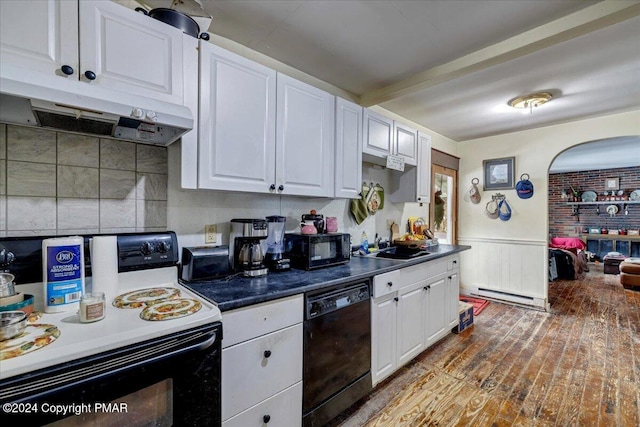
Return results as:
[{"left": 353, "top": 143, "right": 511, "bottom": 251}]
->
[{"left": 90, "top": 236, "right": 119, "bottom": 302}]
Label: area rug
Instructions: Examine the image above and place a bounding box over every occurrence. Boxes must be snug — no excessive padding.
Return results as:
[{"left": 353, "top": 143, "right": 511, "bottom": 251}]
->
[{"left": 459, "top": 296, "right": 489, "bottom": 315}]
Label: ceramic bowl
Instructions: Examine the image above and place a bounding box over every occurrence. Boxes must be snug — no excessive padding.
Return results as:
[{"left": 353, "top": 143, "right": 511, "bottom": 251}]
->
[
  {"left": 0, "top": 291, "right": 24, "bottom": 307},
  {"left": 0, "top": 310, "right": 27, "bottom": 341},
  {"left": 0, "top": 294, "right": 34, "bottom": 315}
]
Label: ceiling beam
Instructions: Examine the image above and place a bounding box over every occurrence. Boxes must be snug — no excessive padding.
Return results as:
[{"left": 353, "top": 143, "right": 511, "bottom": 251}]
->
[{"left": 359, "top": 1, "right": 640, "bottom": 107}]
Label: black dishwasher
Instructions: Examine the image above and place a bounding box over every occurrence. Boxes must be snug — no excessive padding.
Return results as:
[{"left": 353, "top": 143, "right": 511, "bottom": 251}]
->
[{"left": 303, "top": 280, "right": 372, "bottom": 427}]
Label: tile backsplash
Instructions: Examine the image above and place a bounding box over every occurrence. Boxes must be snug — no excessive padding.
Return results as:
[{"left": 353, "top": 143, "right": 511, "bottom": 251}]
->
[{"left": 0, "top": 123, "right": 168, "bottom": 237}]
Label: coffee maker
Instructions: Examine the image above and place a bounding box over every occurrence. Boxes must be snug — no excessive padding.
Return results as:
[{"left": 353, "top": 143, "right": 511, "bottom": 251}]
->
[
  {"left": 264, "top": 216, "right": 290, "bottom": 271},
  {"left": 230, "top": 219, "right": 268, "bottom": 277}
]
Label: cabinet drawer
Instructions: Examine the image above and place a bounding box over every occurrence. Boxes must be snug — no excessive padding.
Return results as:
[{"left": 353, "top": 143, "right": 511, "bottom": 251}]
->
[
  {"left": 372, "top": 269, "right": 400, "bottom": 298},
  {"left": 222, "top": 323, "right": 303, "bottom": 420},
  {"left": 222, "top": 294, "right": 303, "bottom": 348},
  {"left": 223, "top": 382, "right": 302, "bottom": 427}
]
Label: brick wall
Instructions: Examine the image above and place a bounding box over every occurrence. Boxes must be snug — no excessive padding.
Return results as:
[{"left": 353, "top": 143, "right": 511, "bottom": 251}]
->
[{"left": 548, "top": 166, "right": 640, "bottom": 237}]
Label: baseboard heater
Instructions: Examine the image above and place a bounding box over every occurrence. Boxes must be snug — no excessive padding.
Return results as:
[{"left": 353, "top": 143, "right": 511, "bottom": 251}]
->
[{"left": 474, "top": 288, "right": 547, "bottom": 311}]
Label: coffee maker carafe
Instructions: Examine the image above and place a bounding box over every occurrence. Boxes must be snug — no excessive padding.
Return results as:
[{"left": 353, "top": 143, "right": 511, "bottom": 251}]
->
[
  {"left": 230, "top": 219, "right": 268, "bottom": 277},
  {"left": 265, "top": 216, "right": 290, "bottom": 271}
]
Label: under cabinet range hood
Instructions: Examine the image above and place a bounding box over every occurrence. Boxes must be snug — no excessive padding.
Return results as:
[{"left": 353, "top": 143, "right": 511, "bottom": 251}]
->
[{"left": 0, "top": 67, "right": 193, "bottom": 146}]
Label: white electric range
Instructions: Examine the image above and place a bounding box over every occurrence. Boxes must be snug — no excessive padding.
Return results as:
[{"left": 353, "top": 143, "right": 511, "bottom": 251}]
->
[{"left": 0, "top": 232, "right": 223, "bottom": 426}]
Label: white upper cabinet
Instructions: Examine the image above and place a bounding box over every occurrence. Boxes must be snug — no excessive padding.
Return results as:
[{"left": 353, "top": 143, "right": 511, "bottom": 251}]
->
[
  {"left": 0, "top": 0, "right": 78, "bottom": 76},
  {"left": 416, "top": 132, "right": 432, "bottom": 203},
  {"left": 197, "top": 43, "right": 277, "bottom": 193},
  {"left": 0, "top": 0, "right": 185, "bottom": 104},
  {"left": 334, "top": 98, "right": 363, "bottom": 199},
  {"left": 363, "top": 109, "right": 394, "bottom": 159},
  {"left": 276, "top": 73, "right": 335, "bottom": 197},
  {"left": 388, "top": 131, "right": 432, "bottom": 203},
  {"left": 195, "top": 47, "right": 335, "bottom": 197},
  {"left": 393, "top": 122, "right": 418, "bottom": 166},
  {"left": 362, "top": 109, "right": 417, "bottom": 166}
]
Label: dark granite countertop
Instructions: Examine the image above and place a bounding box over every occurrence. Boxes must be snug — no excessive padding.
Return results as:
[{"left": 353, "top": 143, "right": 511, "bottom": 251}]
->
[{"left": 182, "top": 244, "right": 471, "bottom": 311}]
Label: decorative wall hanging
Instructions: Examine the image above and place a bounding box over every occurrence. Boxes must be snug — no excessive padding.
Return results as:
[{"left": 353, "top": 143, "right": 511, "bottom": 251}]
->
[
  {"left": 468, "top": 178, "right": 481, "bottom": 204},
  {"left": 483, "top": 157, "right": 515, "bottom": 190},
  {"left": 605, "top": 177, "right": 619, "bottom": 191},
  {"left": 515, "top": 173, "right": 534, "bottom": 199}
]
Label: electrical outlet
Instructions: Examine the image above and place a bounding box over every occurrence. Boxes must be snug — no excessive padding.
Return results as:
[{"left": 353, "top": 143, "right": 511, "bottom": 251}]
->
[{"left": 205, "top": 224, "right": 217, "bottom": 243}]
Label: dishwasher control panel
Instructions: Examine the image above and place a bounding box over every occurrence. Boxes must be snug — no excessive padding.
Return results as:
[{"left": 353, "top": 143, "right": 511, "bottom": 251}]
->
[{"left": 306, "top": 283, "right": 370, "bottom": 319}]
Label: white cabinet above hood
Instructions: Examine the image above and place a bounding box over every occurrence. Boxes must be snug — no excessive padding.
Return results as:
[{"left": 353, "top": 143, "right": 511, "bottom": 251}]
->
[{"left": 0, "top": 64, "right": 193, "bottom": 146}]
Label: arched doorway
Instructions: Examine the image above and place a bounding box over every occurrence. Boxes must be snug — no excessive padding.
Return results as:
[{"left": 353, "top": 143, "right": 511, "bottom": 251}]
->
[{"left": 547, "top": 136, "right": 640, "bottom": 282}]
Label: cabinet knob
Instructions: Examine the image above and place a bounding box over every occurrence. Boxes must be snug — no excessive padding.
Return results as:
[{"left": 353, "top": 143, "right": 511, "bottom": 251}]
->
[
  {"left": 264, "top": 350, "right": 272, "bottom": 358},
  {"left": 84, "top": 70, "right": 96, "bottom": 81},
  {"left": 423, "top": 286, "right": 428, "bottom": 291},
  {"left": 61, "top": 65, "right": 74, "bottom": 75},
  {"left": 453, "top": 260, "right": 457, "bottom": 265},
  {"left": 200, "top": 32, "right": 210, "bottom": 40},
  {"left": 263, "top": 414, "right": 271, "bottom": 423},
  {"left": 278, "top": 185, "right": 284, "bottom": 191},
  {"left": 269, "top": 184, "right": 276, "bottom": 191},
  {"left": 394, "top": 297, "right": 399, "bottom": 302},
  {"left": 387, "top": 281, "right": 393, "bottom": 287}
]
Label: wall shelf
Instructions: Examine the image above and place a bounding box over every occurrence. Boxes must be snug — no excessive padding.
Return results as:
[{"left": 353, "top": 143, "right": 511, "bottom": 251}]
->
[{"left": 566, "top": 201, "right": 640, "bottom": 205}]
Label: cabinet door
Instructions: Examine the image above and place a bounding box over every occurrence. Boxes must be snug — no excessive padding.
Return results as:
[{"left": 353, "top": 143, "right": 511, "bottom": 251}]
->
[
  {"left": 198, "top": 43, "right": 277, "bottom": 193},
  {"left": 394, "top": 122, "right": 418, "bottom": 166},
  {"left": 79, "top": 0, "right": 184, "bottom": 103},
  {"left": 276, "top": 73, "right": 335, "bottom": 197},
  {"left": 397, "top": 281, "right": 426, "bottom": 367},
  {"left": 334, "top": 97, "right": 363, "bottom": 199},
  {"left": 615, "top": 240, "right": 630, "bottom": 256},
  {"left": 371, "top": 294, "right": 397, "bottom": 386},
  {"left": 424, "top": 275, "right": 447, "bottom": 347},
  {"left": 416, "top": 132, "right": 432, "bottom": 203},
  {"left": 0, "top": 0, "right": 78, "bottom": 77},
  {"left": 363, "top": 109, "right": 393, "bottom": 159},
  {"left": 446, "top": 272, "right": 460, "bottom": 328}
]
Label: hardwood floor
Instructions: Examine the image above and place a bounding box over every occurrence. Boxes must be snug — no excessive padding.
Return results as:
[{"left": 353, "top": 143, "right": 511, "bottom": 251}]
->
[{"left": 335, "top": 264, "right": 640, "bottom": 426}]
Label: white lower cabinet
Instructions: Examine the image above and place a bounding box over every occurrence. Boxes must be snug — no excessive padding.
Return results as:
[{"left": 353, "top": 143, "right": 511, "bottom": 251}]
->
[
  {"left": 221, "top": 295, "right": 303, "bottom": 425},
  {"left": 371, "top": 255, "right": 460, "bottom": 386}
]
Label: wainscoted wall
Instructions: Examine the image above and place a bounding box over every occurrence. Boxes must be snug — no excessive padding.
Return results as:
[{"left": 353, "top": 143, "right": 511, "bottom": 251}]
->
[
  {"left": 548, "top": 166, "right": 640, "bottom": 237},
  {"left": 458, "top": 237, "right": 548, "bottom": 309},
  {"left": 0, "top": 123, "right": 168, "bottom": 237}
]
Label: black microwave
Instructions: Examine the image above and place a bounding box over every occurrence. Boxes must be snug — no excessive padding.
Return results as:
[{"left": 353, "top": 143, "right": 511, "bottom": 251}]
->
[{"left": 285, "top": 233, "right": 351, "bottom": 270}]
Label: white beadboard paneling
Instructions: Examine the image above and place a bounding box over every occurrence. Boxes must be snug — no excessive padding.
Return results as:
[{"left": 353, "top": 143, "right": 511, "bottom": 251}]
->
[{"left": 458, "top": 237, "right": 547, "bottom": 307}]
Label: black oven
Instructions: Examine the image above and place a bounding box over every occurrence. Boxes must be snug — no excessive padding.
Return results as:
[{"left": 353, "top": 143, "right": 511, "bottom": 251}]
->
[{"left": 0, "top": 322, "right": 222, "bottom": 426}]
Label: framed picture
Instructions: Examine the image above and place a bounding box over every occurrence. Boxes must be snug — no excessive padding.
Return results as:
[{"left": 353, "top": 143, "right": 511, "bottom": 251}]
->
[
  {"left": 605, "top": 177, "right": 619, "bottom": 191},
  {"left": 483, "top": 157, "right": 515, "bottom": 190}
]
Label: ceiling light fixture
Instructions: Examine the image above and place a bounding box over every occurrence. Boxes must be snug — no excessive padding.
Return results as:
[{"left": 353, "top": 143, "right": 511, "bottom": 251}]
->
[{"left": 508, "top": 92, "right": 553, "bottom": 114}]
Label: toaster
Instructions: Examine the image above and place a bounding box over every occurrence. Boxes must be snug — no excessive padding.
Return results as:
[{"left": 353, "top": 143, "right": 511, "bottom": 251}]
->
[{"left": 181, "top": 246, "right": 230, "bottom": 281}]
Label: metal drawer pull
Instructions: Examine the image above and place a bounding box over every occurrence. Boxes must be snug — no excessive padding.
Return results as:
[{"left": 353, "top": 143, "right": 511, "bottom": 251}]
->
[
  {"left": 387, "top": 281, "right": 393, "bottom": 287},
  {"left": 263, "top": 414, "right": 271, "bottom": 423},
  {"left": 264, "top": 350, "right": 272, "bottom": 358}
]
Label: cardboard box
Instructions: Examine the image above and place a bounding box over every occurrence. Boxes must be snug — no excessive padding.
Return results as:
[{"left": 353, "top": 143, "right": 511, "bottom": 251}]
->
[{"left": 452, "top": 301, "right": 474, "bottom": 334}]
